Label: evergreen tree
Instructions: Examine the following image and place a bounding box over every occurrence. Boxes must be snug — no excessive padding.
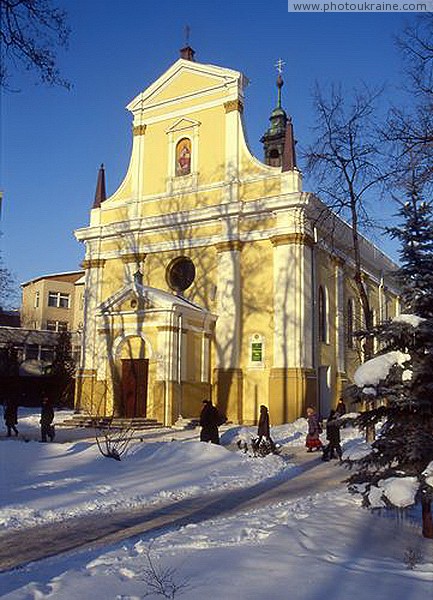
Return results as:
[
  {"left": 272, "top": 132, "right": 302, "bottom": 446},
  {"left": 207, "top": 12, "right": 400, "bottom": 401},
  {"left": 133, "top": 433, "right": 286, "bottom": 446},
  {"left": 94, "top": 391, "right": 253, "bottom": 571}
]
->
[
  {"left": 50, "top": 331, "right": 76, "bottom": 407},
  {"left": 346, "top": 175, "right": 433, "bottom": 538}
]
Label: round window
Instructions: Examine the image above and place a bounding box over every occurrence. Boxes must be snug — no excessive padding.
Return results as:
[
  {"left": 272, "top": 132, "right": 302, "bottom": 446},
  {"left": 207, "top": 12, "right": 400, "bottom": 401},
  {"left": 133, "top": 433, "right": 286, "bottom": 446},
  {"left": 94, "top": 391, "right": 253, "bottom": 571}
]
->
[{"left": 166, "top": 257, "right": 196, "bottom": 292}]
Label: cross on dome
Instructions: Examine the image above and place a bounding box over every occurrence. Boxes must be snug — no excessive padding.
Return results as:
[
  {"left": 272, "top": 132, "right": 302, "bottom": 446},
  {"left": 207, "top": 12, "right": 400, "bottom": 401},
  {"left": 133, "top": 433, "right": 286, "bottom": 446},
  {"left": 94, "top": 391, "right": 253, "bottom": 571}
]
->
[{"left": 275, "top": 58, "right": 285, "bottom": 74}]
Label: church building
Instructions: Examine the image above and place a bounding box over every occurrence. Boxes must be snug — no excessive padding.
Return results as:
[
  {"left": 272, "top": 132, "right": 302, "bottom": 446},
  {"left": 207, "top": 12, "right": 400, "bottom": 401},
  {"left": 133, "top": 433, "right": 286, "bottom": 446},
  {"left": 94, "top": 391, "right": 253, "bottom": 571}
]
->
[{"left": 74, "top": 47, "right": 399, "bottom": 425}]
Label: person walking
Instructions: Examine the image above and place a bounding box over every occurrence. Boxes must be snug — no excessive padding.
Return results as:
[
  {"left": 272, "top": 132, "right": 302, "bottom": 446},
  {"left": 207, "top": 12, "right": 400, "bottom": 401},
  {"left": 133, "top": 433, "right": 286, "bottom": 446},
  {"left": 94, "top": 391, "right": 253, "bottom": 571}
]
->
[
  {"left": 322, "top": 409, "right": 343, "bottom": 461},
  {"left": 305, "top": 406, "right": 323, "bottom": 452},
  {"left": 256, "top": 405, "right": 277, "bottom": 451},
  {"left": 199, "top": 399, "right": 221, "bottom": 445},
  {"left": 40, "top": 396, "right": 55, "bottom": 442},
  {"left": 335, "top": 398, "right": 347, "bottom": 416},
  {"left": 4, "top": 398, "right": 19, "bottom": 437}
]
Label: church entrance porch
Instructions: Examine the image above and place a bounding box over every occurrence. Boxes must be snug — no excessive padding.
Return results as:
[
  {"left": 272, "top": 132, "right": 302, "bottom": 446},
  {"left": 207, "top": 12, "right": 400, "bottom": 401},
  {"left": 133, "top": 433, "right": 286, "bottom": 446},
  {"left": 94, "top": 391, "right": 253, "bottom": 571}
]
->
[{"left": 75, "top": 282, "right": 217, "bottom": 426}]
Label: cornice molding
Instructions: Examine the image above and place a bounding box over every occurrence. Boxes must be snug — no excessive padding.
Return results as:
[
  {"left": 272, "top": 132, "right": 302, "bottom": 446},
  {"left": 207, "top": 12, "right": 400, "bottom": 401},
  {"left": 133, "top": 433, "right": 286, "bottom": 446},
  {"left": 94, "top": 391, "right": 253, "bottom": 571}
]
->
[
  {"left": 215, "top": 240, "right": 244, "bottom": 253},
  {"left": 270, "top": 233, "right": 314, "bottom": 247},
  {"left": 121, "top": 252, "right": 147, "bottom": 264},
  {"left": 81, "top": 258, "right": 106, "bottom": 269}
]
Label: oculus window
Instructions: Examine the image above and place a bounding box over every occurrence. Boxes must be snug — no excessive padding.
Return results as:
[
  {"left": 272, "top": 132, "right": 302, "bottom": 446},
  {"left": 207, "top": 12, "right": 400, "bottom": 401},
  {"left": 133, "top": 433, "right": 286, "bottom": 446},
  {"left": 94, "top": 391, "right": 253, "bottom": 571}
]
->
[{"left": 166, "top": 257, "right": 195, "bottom": 292}]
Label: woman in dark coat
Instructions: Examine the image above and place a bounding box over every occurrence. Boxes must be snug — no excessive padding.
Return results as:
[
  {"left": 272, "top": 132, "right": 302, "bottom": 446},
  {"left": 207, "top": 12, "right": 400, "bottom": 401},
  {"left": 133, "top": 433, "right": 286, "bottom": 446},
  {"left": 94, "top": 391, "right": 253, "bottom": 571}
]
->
[
  {"left": 40, "top": 397, "right": 55, "bottom": 442},
  {"left": 256, "top": 404, "right": 277, "bottom": 453},
  {"left": 199, "top": 400, "right": 220, "bottom": 445},
  {"left": 335, "top": 399, "right": 347, "bottom": 416},
  {"left": 4, "top": 398, "right": 18, "bottom": 437},
  {"left": 322, "top": 409, "right": 343, "bottom": 461},
  {"left": 257, "top": 405, "right": 270, "bottom": 441},
  {"left": 305, "top": 407, "right": 323, "bottom": 452}
]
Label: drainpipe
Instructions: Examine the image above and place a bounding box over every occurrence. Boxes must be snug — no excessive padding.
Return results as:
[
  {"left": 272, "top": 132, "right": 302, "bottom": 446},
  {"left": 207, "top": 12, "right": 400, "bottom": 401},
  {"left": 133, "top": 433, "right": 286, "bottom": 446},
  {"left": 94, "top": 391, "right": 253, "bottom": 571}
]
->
[
  {"left": 379, "top": 272, "right": 384, "bottom": 322},
  {"left": 177, "top": 312, "right": 183, "bottom": 418},
  {"left": 164, "top": 310, "right": 173, "bottom": 427}
]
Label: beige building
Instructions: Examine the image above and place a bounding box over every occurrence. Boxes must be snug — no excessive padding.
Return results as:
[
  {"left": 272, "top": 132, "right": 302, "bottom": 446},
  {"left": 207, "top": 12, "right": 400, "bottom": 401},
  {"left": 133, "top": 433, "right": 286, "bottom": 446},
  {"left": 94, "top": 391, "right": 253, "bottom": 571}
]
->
[
  {"left": 74, "top": 48, "right": 399, "bottom": 425},
  {"left": 21, "top": 271, "right": 84, "bottom": 333}
]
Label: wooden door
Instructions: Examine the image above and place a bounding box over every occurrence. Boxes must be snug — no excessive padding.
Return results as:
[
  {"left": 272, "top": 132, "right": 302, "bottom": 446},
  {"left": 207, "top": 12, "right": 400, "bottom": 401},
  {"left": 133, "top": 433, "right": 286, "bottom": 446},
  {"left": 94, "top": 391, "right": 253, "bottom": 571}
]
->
[{"left": 121, "top": 359, "right": 148, "bottom": 417}]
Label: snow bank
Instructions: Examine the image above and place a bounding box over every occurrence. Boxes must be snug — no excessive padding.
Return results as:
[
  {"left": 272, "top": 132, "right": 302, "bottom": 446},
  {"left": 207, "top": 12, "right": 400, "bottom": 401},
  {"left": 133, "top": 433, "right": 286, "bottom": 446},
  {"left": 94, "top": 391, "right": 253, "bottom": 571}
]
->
[
  {"left": 369, "top": 477, "right": 419, "bottom": 509},
  {"left": 379, "top": 477, "right": 419, "bottom": 508}
]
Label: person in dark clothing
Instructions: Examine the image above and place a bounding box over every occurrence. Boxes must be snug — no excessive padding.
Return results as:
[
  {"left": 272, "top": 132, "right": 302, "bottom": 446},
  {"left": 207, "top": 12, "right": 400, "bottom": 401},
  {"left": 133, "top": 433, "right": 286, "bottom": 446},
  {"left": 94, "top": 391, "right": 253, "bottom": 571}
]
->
[
  {"left": 335, "top": 399, "right": 347, "bottom": 416},
  {"left": 199, "top": 400, "right": 221, "bottom": 445},
  {"left": 256, "top": 405, "right": 276, "bottom": 446},
  {"left": 322, "top": 409, "right": 343, "bottom": 461},
  {"left": 4, "top": 398, "right": 19, "bottom": 437},
  {"left": 40, "top": 396, "right": 55, "bottom": 442},
  {"left": 305, "top": 407, "right": 323, "bottom": 452}
]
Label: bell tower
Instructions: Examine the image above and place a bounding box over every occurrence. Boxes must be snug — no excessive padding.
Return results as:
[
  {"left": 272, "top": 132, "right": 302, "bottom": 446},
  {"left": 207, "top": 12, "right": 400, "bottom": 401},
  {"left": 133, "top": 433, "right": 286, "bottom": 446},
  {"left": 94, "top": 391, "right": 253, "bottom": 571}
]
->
[{"left": 261, "top": 60, "right": 297, "bottom": 171}]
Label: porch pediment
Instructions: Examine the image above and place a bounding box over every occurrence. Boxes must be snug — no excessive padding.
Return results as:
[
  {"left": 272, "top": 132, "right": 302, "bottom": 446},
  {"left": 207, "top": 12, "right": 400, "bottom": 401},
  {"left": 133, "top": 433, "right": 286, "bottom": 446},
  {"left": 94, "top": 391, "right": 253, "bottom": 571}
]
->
[{"left": 97, "top": 283, "right": 213, "bottom": 318}]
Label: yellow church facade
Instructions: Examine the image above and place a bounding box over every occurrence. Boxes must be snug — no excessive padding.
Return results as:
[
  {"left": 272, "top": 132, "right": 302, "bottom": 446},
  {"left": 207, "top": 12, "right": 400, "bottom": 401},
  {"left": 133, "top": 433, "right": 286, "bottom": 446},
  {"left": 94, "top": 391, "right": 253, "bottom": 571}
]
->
[{"left": 74, "top": 50, "right": 399, "bottom": 426}]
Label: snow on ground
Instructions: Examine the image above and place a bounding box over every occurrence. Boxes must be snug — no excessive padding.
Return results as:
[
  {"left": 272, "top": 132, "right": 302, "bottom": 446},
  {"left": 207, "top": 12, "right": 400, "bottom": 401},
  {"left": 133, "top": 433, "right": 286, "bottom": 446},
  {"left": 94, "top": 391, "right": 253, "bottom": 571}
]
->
[{"left": 0, "top": 409, "right": 432, "bottom": 600}]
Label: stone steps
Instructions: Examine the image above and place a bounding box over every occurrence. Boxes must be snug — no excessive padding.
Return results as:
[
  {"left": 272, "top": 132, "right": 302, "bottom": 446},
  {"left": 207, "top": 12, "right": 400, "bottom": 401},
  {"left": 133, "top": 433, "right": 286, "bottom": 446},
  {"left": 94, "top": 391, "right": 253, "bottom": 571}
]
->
[{"left": 58, "top": 415, "right": 163, "bottom": 430}]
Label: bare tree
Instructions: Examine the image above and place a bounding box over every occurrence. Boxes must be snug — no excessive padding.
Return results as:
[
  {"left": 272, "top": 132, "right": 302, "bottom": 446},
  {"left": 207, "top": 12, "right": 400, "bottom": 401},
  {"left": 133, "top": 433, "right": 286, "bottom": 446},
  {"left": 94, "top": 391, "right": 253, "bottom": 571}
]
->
[
  {"left": 386, "top": 14, "right": 433, "bottom": 187},
  {"left": 0, "top": 0, "right": 70, "bottom": 89},
  {"left": 303, "top": 84, "right": 390, "bottom": 361},
  {"left": 0, "top": 248, "right": 17, "bottom": 309},
  {"left": 138, "top": 544, "right": 192, "bottom": 599}
]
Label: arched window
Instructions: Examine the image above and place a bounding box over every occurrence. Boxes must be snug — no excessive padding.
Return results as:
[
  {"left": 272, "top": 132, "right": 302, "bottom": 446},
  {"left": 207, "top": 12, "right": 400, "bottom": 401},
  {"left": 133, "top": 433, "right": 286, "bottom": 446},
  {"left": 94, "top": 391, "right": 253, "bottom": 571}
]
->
[
  {"left": 175, "top": 138, "right": 191, "bottom": 176},
  {"left": 318, "top": 285, "right": 328, "bottom": 343},
  {"left": 347, "top": 298, "right": 354, "bottom": 349}
]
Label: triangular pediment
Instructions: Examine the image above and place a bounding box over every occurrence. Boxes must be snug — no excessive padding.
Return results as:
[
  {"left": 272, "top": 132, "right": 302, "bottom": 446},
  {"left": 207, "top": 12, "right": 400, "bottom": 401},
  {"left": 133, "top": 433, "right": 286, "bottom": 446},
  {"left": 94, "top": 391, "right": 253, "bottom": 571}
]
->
[
  {"left": 127, "top": 59, "right": 246, "bottom": 113},
  {"left": 98, "top": 283, "right": 209, "bottom": 316},
  {"left": 165, "top": 117, "right": 201, "bottom": 133},
  {"left": 99, "top": 284, "right": 155, "bottom": 314}
]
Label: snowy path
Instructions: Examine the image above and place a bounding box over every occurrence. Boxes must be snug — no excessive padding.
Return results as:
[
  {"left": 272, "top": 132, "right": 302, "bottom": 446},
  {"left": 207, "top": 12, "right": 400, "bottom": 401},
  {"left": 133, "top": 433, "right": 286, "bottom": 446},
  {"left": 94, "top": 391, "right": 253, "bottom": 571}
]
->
[{"left": 0, "top": 448, "right": 344, "bottom": 572}]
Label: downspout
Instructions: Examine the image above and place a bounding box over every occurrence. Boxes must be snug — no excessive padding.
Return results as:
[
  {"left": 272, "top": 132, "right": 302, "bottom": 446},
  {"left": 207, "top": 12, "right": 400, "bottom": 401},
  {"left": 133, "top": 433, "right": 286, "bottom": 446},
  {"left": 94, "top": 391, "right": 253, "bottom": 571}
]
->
[
  {"left": 379, "top": 272, "right": 384, "bottom": 322},
  {"left": 177, "top": 312, "right": 183, "bottom": 418},
  {"left": 164, "top": 310, "right": 173, "bottom": 426}
]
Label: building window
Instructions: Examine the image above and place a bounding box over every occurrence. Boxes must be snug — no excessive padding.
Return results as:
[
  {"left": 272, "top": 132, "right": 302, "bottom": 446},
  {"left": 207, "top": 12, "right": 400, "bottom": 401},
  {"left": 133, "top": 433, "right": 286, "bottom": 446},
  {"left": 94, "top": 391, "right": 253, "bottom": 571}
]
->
[
  {"left": 46, "top": 320, "right": 68, "bottom": 332},
  {"left": 25, "top": 344, "right": 39, "bottom": 360},
  {"left": 347, "top": 298, "right": 355, "bottom": 349},
  {"left": 40, "top": 348, "right": 54, "bottom": 362},
  {"left": 13, "top": 345, "right": 24, "bottom": 362},
  {"left": 48, "top": 291, "right": 70, "bottom": 308},
  {"left": 318, "top": 285, "right": 328, "bottom": 343},
  {"left": 34, "top": 291, "right": 40, "bottom": 308},
  {"left": 175, "top": 138, "right": 191, "bottom": 176},
  {"left": 166, "top": 256, "right": 195, "bottom": 292}
]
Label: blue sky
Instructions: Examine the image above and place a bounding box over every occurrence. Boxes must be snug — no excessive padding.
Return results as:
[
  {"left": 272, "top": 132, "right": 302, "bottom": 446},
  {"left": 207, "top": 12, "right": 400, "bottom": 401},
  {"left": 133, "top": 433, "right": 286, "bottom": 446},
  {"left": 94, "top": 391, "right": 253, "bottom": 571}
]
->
[{"left": 1, "top": 1, "right": 417, "bottom": 297}]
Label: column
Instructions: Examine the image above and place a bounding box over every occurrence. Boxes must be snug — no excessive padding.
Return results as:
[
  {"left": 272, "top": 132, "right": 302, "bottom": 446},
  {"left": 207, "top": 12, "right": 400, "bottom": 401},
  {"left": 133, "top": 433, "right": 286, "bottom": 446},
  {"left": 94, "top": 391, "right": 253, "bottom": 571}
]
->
[
  {"left": 269, "top": 233, "right": 316, "bottom": 423},
  {"left": 214, "top": 240, "right": 243, "bottom": 422}
]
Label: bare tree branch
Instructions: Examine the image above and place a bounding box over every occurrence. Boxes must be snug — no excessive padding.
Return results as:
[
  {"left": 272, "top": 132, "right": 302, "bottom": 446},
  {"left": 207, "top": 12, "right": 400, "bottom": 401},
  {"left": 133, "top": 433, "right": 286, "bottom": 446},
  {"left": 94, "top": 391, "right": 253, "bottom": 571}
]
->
[{"left": 0, "top": 0, "right": 70, "bottom": 89}]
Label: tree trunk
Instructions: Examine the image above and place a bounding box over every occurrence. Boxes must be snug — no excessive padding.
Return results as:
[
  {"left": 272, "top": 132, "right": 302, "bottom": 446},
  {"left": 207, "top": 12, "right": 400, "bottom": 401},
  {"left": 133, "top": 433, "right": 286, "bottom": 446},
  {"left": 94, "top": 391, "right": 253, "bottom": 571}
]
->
[{"left": 421, "top": 497, "right": 433, "bottom": 539}]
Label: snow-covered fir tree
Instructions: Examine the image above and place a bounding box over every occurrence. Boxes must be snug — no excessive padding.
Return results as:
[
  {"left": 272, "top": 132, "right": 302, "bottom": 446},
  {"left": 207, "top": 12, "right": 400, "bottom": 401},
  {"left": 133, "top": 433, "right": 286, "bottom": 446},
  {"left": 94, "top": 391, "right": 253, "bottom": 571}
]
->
[{"left": 346, "top": 175, "right": 433, "bottom": 538}]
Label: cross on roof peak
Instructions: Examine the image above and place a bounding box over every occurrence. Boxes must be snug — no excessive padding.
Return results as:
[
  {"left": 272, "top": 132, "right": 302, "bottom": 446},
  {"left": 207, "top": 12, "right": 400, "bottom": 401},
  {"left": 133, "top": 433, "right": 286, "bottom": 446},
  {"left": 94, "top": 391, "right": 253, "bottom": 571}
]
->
[{"left": 275, "top": 58, "right": 285, "bottom": 74}]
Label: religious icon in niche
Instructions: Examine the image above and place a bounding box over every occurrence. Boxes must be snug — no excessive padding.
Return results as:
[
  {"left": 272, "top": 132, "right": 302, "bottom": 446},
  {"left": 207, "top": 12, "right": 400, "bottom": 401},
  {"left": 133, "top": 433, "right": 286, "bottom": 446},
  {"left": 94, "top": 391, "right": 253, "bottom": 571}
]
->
[{"left": 176, "top": 138, "right": 191, "bottom": 176}]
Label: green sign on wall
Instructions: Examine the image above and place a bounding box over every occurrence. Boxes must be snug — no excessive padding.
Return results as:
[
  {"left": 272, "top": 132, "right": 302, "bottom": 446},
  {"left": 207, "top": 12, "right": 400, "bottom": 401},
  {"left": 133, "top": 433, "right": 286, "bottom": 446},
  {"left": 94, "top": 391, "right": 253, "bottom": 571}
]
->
[{"left": 251, "top": 342, "right": 263, "bottom": 362}]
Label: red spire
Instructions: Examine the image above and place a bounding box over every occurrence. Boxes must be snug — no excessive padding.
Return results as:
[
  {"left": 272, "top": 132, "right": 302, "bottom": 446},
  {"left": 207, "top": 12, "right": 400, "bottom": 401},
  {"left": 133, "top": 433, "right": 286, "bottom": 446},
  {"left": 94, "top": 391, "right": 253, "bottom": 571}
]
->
[
  {"left": 93, "top": 164, "right": 106, "bottom": 209},
  {"left": 282, "top": 119, "right": 297, "bottom": 172}
]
